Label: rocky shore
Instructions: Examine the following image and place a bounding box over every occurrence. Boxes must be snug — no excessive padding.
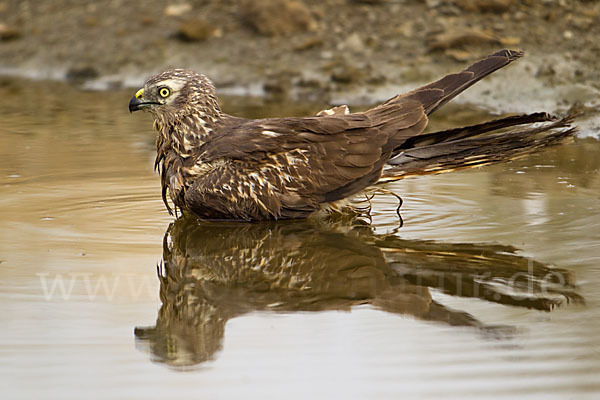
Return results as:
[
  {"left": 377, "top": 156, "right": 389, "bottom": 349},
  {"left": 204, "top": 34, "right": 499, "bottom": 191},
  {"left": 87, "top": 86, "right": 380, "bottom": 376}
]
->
[{"left": 1, "top": 0, "right": 599, "bottom": 116}]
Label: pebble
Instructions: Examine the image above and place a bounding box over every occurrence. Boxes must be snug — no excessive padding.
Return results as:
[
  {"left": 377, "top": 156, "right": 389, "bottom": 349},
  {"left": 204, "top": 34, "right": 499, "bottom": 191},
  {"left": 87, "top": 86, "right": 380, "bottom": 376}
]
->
[
  {"left": 175, "top": 18, "right": 220, "bottom": 42},
  {"left": 331, "top": 64, "right": 364, "bottom": 84},
  {"left": 499, "top": 36, "right": 521, "bottom": 46},
  {"left": 428, "top": 28, "right": 499, "bottom": 51},
  {"left": 293, "top": 35, "right": 324, "bottom": 51},
  {"left": 164, "top": 3, "right": 192, "bottom": 17},
  {"left": 65, "top": 65, "right": 99, "bottom": 83},
  {"left": 444, "top": 49, "right": 473, "bottom": 62},
  {"left": 240, "top": 0, "right": 317, "bottom": 36},
  {"left": 338, "top": 32, "right": 364, "bottom": 53},
  {"left": 0, "top": 23, "right": 21, "bottom": 40},
  {"left": 455, "top": 0, "right": 514, "bottom": 14}
]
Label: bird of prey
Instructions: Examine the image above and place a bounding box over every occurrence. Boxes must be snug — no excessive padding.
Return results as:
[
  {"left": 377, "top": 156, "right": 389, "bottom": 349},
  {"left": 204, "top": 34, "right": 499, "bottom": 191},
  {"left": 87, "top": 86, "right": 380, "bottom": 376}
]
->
[{"left": 129, "top": 49, "right": 576, "bottom": 221}]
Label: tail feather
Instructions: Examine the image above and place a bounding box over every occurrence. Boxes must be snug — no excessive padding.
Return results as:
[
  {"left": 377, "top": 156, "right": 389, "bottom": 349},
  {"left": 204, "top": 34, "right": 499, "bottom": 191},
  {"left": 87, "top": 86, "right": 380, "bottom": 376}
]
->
[
  {"left": 391, "top": 49, "right": 524, "bottom": 115},
  {"left": 379, "top": 114, "right": 576, "bottom": 183},
  {"left": 397, "top": 112, "right": 555, "bottom": 150}
]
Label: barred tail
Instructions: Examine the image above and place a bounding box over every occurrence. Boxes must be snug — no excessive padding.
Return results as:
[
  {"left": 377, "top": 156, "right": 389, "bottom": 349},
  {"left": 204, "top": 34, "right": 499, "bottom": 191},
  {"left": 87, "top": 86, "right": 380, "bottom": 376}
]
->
[{"left": 378, "top": 113, "right": 577, "bottom": 183}]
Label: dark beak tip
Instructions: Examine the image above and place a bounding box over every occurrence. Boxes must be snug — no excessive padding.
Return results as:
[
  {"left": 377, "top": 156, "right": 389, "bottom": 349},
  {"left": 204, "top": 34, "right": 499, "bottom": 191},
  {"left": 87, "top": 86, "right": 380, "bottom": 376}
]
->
[{"left": 129, "top": 95, "right": 142, "bottom": 113}]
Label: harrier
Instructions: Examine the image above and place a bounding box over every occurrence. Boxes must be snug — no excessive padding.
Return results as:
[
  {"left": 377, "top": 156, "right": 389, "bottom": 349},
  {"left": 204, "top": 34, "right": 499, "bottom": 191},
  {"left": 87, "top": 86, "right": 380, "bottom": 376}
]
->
[{"left": 129, "top": 49, "right": 576, "bottom": 221}]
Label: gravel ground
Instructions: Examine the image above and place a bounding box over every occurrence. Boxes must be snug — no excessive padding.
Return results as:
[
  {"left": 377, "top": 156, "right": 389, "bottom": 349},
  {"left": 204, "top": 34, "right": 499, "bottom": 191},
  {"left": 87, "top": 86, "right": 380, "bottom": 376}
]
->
[{"left": 1, "top": 0, "right": 599, "bottom": 116}]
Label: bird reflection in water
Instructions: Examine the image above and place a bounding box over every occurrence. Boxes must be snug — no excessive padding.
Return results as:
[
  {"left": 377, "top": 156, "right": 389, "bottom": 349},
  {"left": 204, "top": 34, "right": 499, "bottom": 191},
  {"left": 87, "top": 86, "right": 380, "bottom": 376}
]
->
[{"left": 135, "top": 216, "right": 582, "bottom": 368}]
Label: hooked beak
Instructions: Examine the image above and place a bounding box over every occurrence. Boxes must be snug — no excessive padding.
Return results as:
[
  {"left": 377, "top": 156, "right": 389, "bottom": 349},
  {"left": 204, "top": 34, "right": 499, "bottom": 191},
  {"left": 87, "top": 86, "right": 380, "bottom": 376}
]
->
[
  {"left": 129, "top": 96, "right": 142, "bottom": 112},
  {"left": 129, "top": 88, "right": 157, "bottom": 113}
]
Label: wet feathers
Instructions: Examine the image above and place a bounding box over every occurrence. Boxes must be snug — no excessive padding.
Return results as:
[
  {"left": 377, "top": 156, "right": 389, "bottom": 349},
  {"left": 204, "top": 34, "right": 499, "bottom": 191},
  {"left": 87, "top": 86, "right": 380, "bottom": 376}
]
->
[{"left": 131, "top": 50, "right": 576, "bottom": 221}]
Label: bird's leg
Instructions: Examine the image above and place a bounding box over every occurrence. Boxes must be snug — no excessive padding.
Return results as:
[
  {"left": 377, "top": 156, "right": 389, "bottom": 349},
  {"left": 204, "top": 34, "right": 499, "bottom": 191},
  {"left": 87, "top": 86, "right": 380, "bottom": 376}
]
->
[
  {"left": 347, "top": 193, "right": 375, "bottom": 224},
  {"left": 360, "top": 188, "right": 404, "bottom": 230},
  {"left": 363, "top": 193, "right": 374, "bottom": 225}
]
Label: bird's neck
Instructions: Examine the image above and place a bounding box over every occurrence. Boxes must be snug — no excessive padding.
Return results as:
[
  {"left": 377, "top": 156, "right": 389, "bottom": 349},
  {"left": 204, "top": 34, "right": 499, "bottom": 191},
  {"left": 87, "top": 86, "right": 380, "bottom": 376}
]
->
[
  {"left": 153, "top": 108, "right": 222, "bottom": 214},
  {"left": 155, "top": 108, "right": 221, "bottom": 159}
]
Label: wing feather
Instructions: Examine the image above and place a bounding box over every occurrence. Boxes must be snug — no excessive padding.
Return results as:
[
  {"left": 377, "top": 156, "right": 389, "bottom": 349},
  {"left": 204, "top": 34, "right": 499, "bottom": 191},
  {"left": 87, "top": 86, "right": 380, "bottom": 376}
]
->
[{"left": 192, "top": 98, "right": 428, "bottom": 215}]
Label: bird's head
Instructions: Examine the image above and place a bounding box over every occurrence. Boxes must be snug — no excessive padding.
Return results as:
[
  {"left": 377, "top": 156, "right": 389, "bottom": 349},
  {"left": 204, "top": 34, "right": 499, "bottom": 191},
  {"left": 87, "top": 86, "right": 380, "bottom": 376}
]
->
[{"left": 128, "top": 69, "right": 221, "bottom": 121}]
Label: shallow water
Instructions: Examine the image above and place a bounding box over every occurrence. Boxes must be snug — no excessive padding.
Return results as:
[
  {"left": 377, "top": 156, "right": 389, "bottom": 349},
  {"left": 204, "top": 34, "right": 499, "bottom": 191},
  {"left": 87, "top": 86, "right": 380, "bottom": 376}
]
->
[{"left": 1, "top": 79, "right": 599, "bottom": 399}]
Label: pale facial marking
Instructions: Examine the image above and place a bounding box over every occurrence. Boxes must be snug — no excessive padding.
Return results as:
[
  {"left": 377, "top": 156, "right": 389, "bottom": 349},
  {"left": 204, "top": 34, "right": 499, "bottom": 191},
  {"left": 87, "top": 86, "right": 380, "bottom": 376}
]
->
[
  {"left": 151, "top": 78, "right": 188, "bottom": 104},
  {"left": 154, "top": 78, "right": 187, "bottom": 92}
]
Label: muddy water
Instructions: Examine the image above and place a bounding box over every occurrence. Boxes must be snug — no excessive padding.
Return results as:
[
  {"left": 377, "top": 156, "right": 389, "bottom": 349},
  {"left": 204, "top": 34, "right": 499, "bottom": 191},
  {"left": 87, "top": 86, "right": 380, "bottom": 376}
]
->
[{"left": 1, "top": 79, "right": 599, "bottom": 399}]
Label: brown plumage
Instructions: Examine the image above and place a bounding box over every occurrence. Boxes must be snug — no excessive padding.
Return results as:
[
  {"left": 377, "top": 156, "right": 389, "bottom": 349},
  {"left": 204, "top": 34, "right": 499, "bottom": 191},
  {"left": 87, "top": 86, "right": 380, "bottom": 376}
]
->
[{"left": 128, "top": 49, "right": 576, "bottom": 221}]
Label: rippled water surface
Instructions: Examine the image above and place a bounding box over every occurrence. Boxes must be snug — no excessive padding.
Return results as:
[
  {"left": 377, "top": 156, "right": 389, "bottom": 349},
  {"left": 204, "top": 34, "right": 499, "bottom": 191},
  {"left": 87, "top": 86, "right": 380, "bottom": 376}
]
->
[{"left": 1, "top": 79, "right": 599, "bottom": 399}]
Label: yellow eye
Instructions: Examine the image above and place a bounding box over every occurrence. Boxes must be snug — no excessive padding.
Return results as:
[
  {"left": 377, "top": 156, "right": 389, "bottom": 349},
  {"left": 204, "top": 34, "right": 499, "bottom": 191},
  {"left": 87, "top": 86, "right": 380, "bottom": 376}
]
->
[{"left": 158, "top": 87, "right": 170, "bottom": 98}]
